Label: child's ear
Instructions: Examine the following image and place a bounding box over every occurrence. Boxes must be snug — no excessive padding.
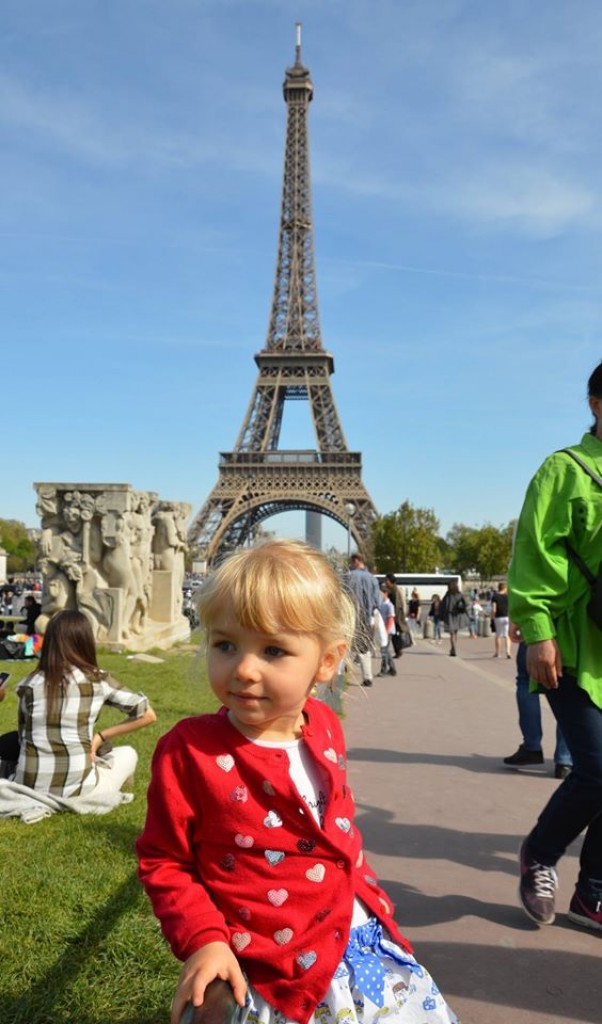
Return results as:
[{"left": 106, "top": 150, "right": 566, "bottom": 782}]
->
[{"left": 315, "top": 643, "right": 346, "bottom": 682}]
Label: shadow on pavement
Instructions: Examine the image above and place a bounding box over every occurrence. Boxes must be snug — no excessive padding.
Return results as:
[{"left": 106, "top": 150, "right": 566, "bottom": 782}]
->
[
  {"left": 354, "top": 801, "right": 580, "bottom": 878},
  {"left": 411, "top": 940, "right": 601, "bottom": 1023},
  {"left": 347, "top": 746, "right": 525, "bottom": 775}
]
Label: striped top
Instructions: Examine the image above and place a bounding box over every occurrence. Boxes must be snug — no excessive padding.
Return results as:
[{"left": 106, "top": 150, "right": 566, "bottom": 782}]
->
[{"left": 15, "top": 667, "right": 148, "bottom": 797}]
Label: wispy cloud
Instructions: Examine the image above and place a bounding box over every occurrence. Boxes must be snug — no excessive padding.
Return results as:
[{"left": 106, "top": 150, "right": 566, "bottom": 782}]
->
[
  {"left": 0, "top": 72, "right": 279, "bottom": 174},
  {"left": 323, "top": 255, "right": 596, "bottom": 294}
]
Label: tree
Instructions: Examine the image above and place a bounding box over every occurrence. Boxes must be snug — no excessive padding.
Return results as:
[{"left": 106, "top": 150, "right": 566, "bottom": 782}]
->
[
  {"left": 445, "top": 521, "right": 515, "bottom": 578},
  {"left": 0, "top": 518, "right": 37, "bottom": 574},
  {"left": 445, "top": 524, "right": 478, "bottom": 576},
  {"left": 372, "top": 500, "right": 441, "bottom": 573}
]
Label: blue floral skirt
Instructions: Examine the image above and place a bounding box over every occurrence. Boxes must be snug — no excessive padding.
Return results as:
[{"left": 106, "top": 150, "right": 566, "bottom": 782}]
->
[{"left": 239, "top": 920, "right": 459, "bottom": 1024}]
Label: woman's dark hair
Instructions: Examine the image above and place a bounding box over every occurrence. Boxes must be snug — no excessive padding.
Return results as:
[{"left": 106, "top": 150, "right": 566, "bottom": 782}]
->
[
  {"left": 39, "top": 611, "right": 103, "bottom": 710},
  {"left": 588, "top": 361, "right": 602, "bottom": 434}
]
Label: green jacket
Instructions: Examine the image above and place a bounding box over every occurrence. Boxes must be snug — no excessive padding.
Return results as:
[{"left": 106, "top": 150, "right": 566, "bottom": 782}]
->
[{"left": 508, "top": 431, "right": 602, "bottom": 707}]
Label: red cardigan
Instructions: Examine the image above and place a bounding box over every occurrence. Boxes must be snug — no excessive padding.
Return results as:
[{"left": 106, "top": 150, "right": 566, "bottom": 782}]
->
[{"left": 137, "top": 698, "right": 412, "bottom": 1024}]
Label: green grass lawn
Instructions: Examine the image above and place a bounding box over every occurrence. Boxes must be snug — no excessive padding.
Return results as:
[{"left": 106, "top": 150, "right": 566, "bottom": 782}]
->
[{"left": 0, "top": 639, "right": 217, "bottom": 1024}]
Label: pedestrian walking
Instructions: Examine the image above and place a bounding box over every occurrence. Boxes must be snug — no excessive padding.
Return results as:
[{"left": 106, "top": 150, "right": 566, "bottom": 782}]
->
[
  {"left": 503, "top": 637, "right": 573, "bottom": 780},
  {"left": 377, "top": 583, "right": 397, "bottom": 676},
  {"left": 407, "top": 589, "right": 422, "bottom": 640},
  {"left": 346, "top": 554, "right": 380, "bottom": 687},
  {"left": 492, "top": 583, "right": 511, "bottom": 659},
  {"left": 509, "top": 360, "right": 602, "bottom": 932},
  {"left": 439, "top": 581, "right": 469, "bottom": 658}
]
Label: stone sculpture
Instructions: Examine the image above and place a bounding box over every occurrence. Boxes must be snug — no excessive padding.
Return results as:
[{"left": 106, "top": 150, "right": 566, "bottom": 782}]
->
[{"left": 33, "top": 483, "right": 192, "bottom": 651}]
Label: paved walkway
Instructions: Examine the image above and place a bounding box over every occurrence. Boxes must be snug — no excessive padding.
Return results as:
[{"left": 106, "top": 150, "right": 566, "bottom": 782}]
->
[{"left": 341, "top": 634, "right": 600, "bottom": 1024}]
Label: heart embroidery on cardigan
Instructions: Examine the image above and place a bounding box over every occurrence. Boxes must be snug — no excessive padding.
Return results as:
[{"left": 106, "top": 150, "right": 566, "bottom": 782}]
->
[
  {"left": 267, "top": 888, "right": 289, "bottom": 906},
  {"left": 297, "top": 838, "right": 315, "bottom": 853},
  {"left": 217, "top": 755, "right": 235, "bottom": 772},
  {"left": 264, "top": 810, "right": 283, "bottom": 828},
  {"left": 274, "top": 928, "right": 293, "bottom": 945},
  {"left": 220, "top": 854, "right": 236, "bottom": 872},
  {"left": 364, "top": 874, "right": 377, "bottom": 885},
  {"left": 315, "top": 907, "right": 331, "bottom": 922},
  {"left": 323, "top": 748, "right": 337, "bottom": 762},
  {"left": 262, "top": 780, "right": 276, "bottom": 795},
  {"left": 335, "top": 817, "right": 351, "bottom": 833},
  {"left": 238, "top": 907, "right": 251, "bottom": 921},
  {"left": 305, "top": 863, "right": 326, "bottom": 883},
  {"left": 235, "top": 834, "right": 254, "bottom": 848},
  {"left": 265, "top": 850, "right": 285, "bottom": 866},
  {"left": 230, "top": 785, "right": 248, "bottom": 802},
  {"left": 232, "top": 932, "right": 251, "bottom": 952},
  {"left": 297, "top": 951, "right": 317, "bottom": 970}
]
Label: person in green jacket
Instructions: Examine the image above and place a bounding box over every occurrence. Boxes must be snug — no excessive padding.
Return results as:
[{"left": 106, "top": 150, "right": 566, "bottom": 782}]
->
[{"left": 508, "top": 360, "right": 602, "bottom": 933}]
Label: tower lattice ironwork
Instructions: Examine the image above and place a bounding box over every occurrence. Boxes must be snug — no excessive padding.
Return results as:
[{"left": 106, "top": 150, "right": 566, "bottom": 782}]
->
[{"left": 188, "top": 26, "right": 379, "bottom": 563}]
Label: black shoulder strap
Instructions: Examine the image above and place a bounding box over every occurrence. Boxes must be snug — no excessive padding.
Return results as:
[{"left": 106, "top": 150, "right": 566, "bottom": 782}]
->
[
  {"left": 558, "top": 448, "right": 600, "bottom": 586},
  {"left": 559, "top": 448, "right": 602, "bottom": 488}
]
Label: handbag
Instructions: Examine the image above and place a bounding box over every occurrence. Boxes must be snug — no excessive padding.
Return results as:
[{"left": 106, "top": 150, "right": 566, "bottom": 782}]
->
[
  {"left": 400, "top": 628, "right": 413, "bottom": 649},
  {"left": 560, "top": 448, "right": 602, "bottom": 630}
]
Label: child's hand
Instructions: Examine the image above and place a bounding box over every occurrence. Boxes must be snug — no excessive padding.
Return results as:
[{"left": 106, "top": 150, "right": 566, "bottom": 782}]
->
[{"left": 171, "top": 941, "right": 247, "bottom": 1024}]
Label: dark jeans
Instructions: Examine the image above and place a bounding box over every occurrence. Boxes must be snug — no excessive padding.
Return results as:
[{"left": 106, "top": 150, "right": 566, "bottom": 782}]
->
[
  {"left": 527, "top": 674, "right": 602, "bottom": 897},
  {"left": 515, "top": 642, "right": 572, "bottom": 765}
]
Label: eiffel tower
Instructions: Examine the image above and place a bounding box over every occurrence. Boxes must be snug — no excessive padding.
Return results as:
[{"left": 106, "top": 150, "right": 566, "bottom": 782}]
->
[{"left": 188, "top": 26, "right": 379, "bottom": 564}]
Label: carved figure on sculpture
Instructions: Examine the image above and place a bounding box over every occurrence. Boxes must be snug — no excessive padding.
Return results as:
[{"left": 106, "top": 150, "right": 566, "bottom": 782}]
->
[
  {"left": 152, "top": 502, "right": 191, "bottom": 596},
  {"left": 72, "top": 562, "right": 114, "bottom": 641},
  {"left": 34, "top": 482, "right": 192, "bottom": 651},
  {"left": 101, "top": 510, "right": 138, "bottom": 639},
  {"left": 36, "top": 563, "right": 75, "bottom": 634},
  {"left": 36, "top": 487, "right": 60, "bottom": 560},
  {"left": 129, "top": 492, "right": 155, "bottom": 635}
]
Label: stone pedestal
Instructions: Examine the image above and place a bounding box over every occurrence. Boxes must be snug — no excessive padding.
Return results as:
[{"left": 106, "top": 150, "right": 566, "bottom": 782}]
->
[{"left": 150, "top": 570, "right": 178, "bottom": 622}]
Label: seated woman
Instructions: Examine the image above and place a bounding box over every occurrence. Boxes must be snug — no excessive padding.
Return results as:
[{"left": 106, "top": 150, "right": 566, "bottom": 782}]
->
[{"left": 12, "top": 609, "right": 156, "bottom": 799}]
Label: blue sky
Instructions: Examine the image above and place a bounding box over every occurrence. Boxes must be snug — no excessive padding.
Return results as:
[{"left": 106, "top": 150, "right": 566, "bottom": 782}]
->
[{"left": 3, "top": 0, "right": 601, "bottom": 551}]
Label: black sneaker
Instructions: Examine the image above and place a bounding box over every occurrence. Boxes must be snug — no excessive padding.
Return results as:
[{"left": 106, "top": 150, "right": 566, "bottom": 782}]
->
[
  {"left": 567, "top": 889, "right": 602, "bottom": 932},
  {"left": 504, "top": 745, "right": 544, "bottom": 767},
  {"left": 554, "top": 764, "right": 571, "bottom": 780},
  {"left": 362, "top": 679, "right": 373, "bottom": 687},
  {"left": 518, "top": 840, "right": 558, "bottom": 925}
]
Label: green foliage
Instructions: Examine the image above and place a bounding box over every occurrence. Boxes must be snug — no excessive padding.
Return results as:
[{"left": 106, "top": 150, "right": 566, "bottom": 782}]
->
[
  {"left": 372, "top": 500, "right": 441, "bottom": 573},
  {"left": 445, "top": 521, "right": 515, "bottom": 577},
  {"left": 369, "top": 498, "right": 514, "bottom": 580},
  {"left": 0, "top": 640, "right": 218, "bottom": 1024},
  {"left": 0, "top": 518, "right": 37, "bottom": 574}
]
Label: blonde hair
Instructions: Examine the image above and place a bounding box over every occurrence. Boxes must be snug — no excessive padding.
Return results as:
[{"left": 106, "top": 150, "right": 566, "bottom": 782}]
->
[{"left": 197, "top": 538, "right": 356, "bottom": 652}]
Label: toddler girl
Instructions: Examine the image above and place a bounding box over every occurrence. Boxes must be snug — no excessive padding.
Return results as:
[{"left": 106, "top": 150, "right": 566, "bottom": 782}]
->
[{"left": 137, "top": 540, "right": 459, "bottom": 1024}]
